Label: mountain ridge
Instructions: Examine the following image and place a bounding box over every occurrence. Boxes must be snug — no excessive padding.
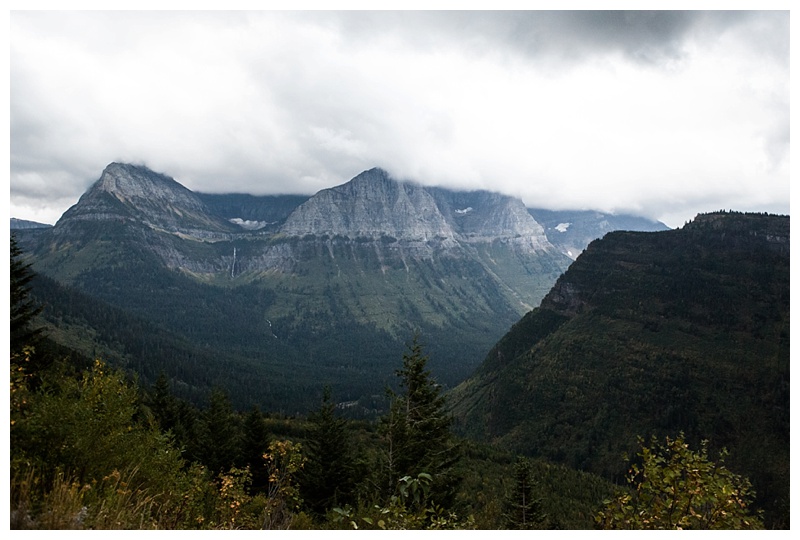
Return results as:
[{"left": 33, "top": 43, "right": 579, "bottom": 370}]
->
[
  {"left": 56, "top": 162, "right": 238, "bottom": 238},
  {"left": 448, "top": 210, "right": 789, "bottom": 527}
]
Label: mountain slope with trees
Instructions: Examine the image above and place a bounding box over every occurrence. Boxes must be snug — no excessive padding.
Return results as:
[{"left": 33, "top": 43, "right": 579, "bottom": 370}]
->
[
  {"left": 16, "top": 163, "right": 661, "bottom": 413},
  {"left": 10, "top": 234, "right": 767, "bottom": 529},
  {"left": 448, "top": 211, "right": 789, "bottom": 527}
]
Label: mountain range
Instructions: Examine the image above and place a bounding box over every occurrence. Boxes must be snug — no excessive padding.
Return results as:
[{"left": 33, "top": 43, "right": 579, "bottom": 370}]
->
[
  {"left": 11, "top": 163, "right": 788, "bottom": 526},
  {"left": 13, "top": 162, "right": 665, "bottom": 413}
]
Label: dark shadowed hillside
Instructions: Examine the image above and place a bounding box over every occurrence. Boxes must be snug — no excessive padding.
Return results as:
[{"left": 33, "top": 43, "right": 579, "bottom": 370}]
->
[{"left": 448, "top": 211, "right": 789, "bottom": 527}]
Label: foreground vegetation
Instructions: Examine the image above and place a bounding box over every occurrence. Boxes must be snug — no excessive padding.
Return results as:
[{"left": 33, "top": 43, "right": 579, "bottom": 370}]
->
[{"left": 9, "top": 350, "right": 765, "bottom": 530}]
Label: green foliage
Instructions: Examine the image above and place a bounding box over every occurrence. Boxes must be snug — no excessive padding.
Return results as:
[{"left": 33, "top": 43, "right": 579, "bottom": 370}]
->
[
  {"left": 9, "top": 346, "right": 314, "bottom": 529},
  {"left": 503, "top": 456, "right": 547, "bottom": 529},
  {"left": 331, "top": 473, "right": 474, "bottom": 530},
  {"left": 450, "top": 213, "right": 789, "bottom": 528},
  {"left": 299, "top": 387, "right": 361, "bottom": 515},
  {"left": 596, "top": 434, "right": 763, "bottom": 530},
  {"left": 12, "top": 359, "right": 184, "bottom": 493},
  {"left": 261, "top": 440, "right": 307, "bottom": 529},
  {"left": 11, "top": 358, "right": 191, "bottom": 529},
  {"left": 379, "top": 336, "right": 462, "bottom": 508},
  {"left": 10, "top": 235, "right": 44, "bottom": 365}
]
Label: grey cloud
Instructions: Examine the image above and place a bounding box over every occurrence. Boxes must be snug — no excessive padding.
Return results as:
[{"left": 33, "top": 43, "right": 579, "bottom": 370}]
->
[
  {"left": 9, "top": 10, "right": 789, "bottom": 229},
  {"left": 312, "top": 11, "right": 774, "bottom": 67}
]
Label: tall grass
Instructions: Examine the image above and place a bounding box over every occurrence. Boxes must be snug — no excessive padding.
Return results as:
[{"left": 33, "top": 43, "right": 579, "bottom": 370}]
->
[{"left": 11, "top": 466, "right": 164, "bottom": 529}]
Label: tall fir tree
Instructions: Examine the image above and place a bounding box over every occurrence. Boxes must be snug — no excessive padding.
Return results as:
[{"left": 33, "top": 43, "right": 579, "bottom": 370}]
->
[
  {"left": 198, "top": 388, "right": 241, "bottom": 474},
  {"left": 503, "top": 456, "right": 547, "bottom": 529},
  {"left": 10, "top": 235, "right": 43, "bottom": 358},
  {"left": 379, "top": 335, "right": 461, "bottom": 509},
  {"left": 239, "top": 405, "right": 272, "bottom": 494},
  {"left": 299, "top": 387, "right": 359, "bottom": 516},
  {"left": 150, "top": 371, "right": 178, "bottom": 432},
  {"left": 146, "top": 372, "right": 204, "bottom": 464}
]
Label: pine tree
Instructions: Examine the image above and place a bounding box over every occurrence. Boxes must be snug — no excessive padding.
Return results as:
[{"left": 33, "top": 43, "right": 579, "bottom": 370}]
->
[
  {"left": 198, "top": 388, "right": 241, "bottom": 474},
  {"left": 10, "top": 235, "right": 43, "bottom": 358},
  {"left": 239, "top": 405, "right": 271, "bottom": 494},
  {"left": 300, "top": 387, "right": 359, "bottom": 515},
  {"left": 147, "top": 372, "right": 205, "bottom": 464},
  {"left": 503, "top": 456, "right": 546, "bottom": 529},
  {"left": 150, "top": 371, "right": 177, "bottom": 432},
  {"left": 380, "top": 335, "right": 461, "bottom": 509}
]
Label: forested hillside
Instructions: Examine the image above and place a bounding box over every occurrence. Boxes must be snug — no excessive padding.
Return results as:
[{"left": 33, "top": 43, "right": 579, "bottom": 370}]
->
[{"left": 449, "top": 211, "right": 789, "bottom": 527}]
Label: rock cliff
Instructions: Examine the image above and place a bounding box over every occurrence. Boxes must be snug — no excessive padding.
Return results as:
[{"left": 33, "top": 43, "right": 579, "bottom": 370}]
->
[
  {"left": 56, "top": 163, "right": 236, "bottom": 237},
  {"left": 281, "top": 168, "right": 553, "bottom": 253}
]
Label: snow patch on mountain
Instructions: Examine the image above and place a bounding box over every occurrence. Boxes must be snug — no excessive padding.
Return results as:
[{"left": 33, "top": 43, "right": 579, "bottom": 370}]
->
[
  {"left": 230, "top": 218, "right": 268, "bottom": 230},
  {"left": 555, "top": 222, "right": 571, "bottom": 232}
]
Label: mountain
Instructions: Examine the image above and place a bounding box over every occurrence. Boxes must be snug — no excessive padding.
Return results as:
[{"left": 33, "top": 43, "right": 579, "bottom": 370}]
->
[
  {"left": 57, "top": 162, "right": 238, "bottom": 237},
  {"left": 10, "top": 218, "right": 52, "bottom": 230},
  {"left": 527, "top": 208, "right": 669, "bottom": 259},
  {"left": 281, "top": 168, "right": 551, "bottom": 251},
  {"left": 16, "top": 162, "right": 671, "bottom": 415},
  {"left": 448, "top": 211, "right": 789, "bottom": 527},
  {"left": 17, "top": 164, "right": 566, "bottom": 411},
  {"left": 282, "top": 168, "right": 456, "bottom": 242}
]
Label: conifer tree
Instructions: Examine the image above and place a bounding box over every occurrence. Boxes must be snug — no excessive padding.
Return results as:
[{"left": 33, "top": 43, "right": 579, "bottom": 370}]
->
[
  {"left": 503, "top": 456, "right": 546, "bottom": 529},
  {"left": 10, "top": 235, "right": 43, "bottom": 358},
  {"left": 239, "top": 405, "right": 271, "bottom": 493},
  {"left": 300, "top": 387, "right": 359, "bottom": 515},
  {"left": 172, "top": 398, "right": 203, "bottom": 464},
  {"left": 380, "top": 335, "right": 461, "bottom": 509},
  {"left": 199, "top": 388, "right": 241, "bottom": 474},
  {"left": 150, "top": 371, "right": 177, "bottom": 431}
]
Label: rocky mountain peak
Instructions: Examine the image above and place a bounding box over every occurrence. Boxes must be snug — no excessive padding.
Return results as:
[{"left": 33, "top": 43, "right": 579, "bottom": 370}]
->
[
  {"left": 280, "top": 168, "right": 554, "bottom": 252},
  {"left": 280, "top": 168, "right": 457, "bottom": 242},
  {"left": 94, "top": 163, "right": 206, "bottom": 214},
  {"left": 56, "top": 163, "right": 235, "bottom": 236}
]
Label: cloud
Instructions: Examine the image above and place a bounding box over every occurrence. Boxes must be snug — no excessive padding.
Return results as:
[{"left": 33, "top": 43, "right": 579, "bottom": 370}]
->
[{"left": 10, "top": 11, "right": 789, "bottom": 228}]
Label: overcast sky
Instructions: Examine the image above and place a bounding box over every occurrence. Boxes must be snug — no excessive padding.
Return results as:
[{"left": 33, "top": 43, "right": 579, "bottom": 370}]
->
[{"left": 8, "top": 7, "right": 791, "bottom": 228}]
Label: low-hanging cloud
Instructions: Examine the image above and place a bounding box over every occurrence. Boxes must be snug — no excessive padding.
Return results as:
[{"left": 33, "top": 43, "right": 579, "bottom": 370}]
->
[{"left": 10, "top": 10, "right": 789, "bottom": 228}]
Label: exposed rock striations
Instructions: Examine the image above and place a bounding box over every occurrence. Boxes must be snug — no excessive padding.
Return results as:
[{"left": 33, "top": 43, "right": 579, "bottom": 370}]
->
[
  {"left": 56, "top": 163, "right": 237, "bottom": 238},
  {"left": 281, "top": 167, "right": 554, "bottom": 254}
]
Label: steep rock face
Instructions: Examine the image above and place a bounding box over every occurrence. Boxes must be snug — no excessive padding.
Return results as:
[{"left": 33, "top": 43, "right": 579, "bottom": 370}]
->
[
  {"left": 281, "top": 168, "right": 457, "bottom": 243},
  {"left": 57, "top": 163, "right": 236, "bottom": 237},
  {"left": 430, "top": 188, "right": 550, "bottom": 250},
  {"left": 281, "top": 168, "right": 554, "bottom": 254}
]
